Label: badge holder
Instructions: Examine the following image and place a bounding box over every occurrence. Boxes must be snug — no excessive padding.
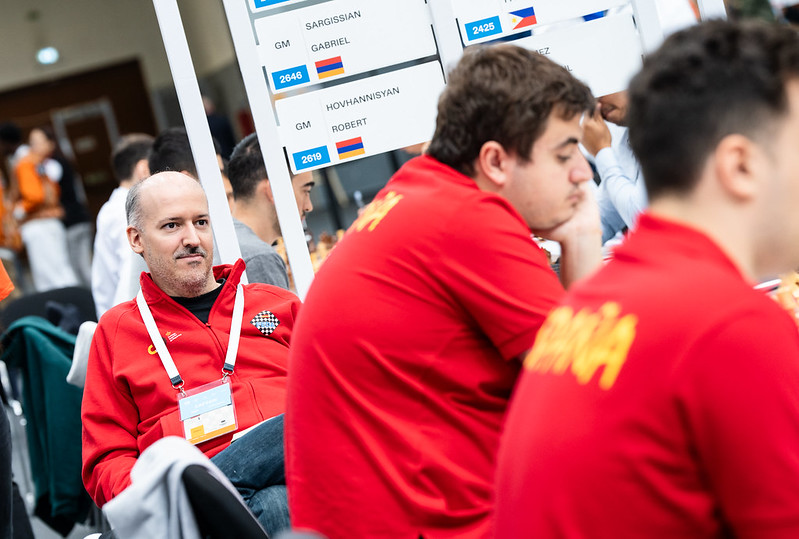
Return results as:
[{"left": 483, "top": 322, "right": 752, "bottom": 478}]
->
[
  {"left": 139, "top": 284, "right": 245, "bottom": 445},
  {"left": 177, "top": 377, "right": 238, "bottom": 445}
]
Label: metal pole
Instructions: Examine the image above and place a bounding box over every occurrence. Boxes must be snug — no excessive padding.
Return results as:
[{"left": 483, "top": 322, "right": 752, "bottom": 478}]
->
[
  {"left": 151, "top": 0, "right": 244, "bottom": 269},
  {"left": 428, "top": 0, "right": 465, "bottom": 79},
  {"left": 630, "top": 0, "right": 665, "bottom": 54},
  {"left": 222, "top": 0, "right": 315, "bottom": 299},
  {"left": 696, "top": 0, "right": 729, "bottom": 20}
]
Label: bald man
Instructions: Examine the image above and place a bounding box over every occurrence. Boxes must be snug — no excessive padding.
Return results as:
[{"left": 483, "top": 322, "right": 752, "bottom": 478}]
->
[{"left": 81, "top": 172, "right": 299, "bottom": 536}]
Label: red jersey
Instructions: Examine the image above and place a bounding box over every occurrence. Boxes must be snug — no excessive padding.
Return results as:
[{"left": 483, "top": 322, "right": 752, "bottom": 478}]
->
[
  {"left": 286, "top": 156, "right": 564, "bottom": 538},
  {"left": 495, "top": 214, "right": 799, "bottom": 537}
]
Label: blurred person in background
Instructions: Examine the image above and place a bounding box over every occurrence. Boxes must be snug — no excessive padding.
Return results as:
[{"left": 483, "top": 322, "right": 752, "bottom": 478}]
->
[
  {"left": 38, "top": 127, "right": 93, "bottom": 287},
  {"left": 582, "top": 0, "right": 699, "bottom": 246},
  {"left": 13, "top": 128, "right": 78, "bottom": 291},
  {"left": 227, "top": 133, "right": 314, "bottom": 288},
  {"left": 728, "top": 0, "right": 777, "bottom": 19},
  {"left": 148, "top": 126, "right": 234, "bottom": 213},
  {"left": 92, "top": 133, "right": 153, "bottom": 319},
  {"left": 203, "top": 95, "right": 237, "bottom": 161}
]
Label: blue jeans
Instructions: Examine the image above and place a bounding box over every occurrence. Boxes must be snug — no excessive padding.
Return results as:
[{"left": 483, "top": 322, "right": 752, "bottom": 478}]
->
[{"left": 211, "top": 414, "right": 289, "bottom": 536}]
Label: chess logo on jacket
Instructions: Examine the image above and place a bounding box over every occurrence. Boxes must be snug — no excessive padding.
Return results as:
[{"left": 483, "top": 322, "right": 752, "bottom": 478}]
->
[{"left": 251, "top": 310, "right": 279, "bottom": 336}]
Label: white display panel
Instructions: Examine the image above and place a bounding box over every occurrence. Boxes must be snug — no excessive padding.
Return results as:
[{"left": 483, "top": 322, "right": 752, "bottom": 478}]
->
[
  {"left": 215, "top": 0, "right": 677, "bottom": 295},
  {"left": 277, "top": 61, "right": 445, "bottom": 173},
  {"left": 452, "top": 0, "right": 627, "bottom": 44},
  {"left": 515, "top": 14, "right": 643, "bottom": 97},
  {"left": 256, "top": 0, "right": 437, "bottom": 94},
  {"left": 248, "top": 0, "right": 315, "bottom": 14}
]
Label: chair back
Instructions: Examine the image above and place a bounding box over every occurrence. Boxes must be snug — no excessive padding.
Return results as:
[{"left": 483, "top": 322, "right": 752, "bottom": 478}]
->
[{"left": 0, "top": 286, "right": 96, "bottom": 332}]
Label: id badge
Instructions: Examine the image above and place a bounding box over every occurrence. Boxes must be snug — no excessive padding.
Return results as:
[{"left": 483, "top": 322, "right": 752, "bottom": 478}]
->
[{"left": 177, "top": 378, "right": 238, "bottom": 445}]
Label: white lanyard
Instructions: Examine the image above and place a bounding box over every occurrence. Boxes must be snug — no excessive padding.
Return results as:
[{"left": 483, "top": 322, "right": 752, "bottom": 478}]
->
[{"left": 137, "top": 283, "right": 245, "bottom": 392}]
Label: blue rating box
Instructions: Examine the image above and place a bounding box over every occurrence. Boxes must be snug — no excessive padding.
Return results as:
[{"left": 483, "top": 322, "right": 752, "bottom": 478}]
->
[{"left": 293, "top": 146, "right": 331, "bottom": 171}]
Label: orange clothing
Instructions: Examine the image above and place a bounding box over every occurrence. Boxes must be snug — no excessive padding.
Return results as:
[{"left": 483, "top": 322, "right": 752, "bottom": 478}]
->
[
  {"left": 0, "top": 262, "right": 14, "bottom": 302},
  {"left": 0, "top": 179, "right": 6, "bottom": 243},
  {"left": 14, "top": 156, "right": 63, "bottom": 221}
]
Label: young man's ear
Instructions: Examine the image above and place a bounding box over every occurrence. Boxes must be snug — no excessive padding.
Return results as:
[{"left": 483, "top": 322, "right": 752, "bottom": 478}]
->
[
  {"left": 474, "top": 141, "right": 513, "bottom": 190},
  {"left": 127, "top": 226, "right": 145, "bottom": 255},
  {"left": 713, "top": 134, "right": 760, "bottom": 201},
  {"left": 257, "top": 178, "right": 275, "bottom": 204}
]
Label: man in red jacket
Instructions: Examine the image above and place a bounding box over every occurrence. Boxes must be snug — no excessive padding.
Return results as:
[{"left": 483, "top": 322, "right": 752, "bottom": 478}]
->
[
  {"left": 81, "top": 171, "right": 299, "bottom": 536},
  {"left": 496, "top": 20, "right": 799, "bottom": 537},
  {"left": 286, "top": 45, "right": 602, "bottom": 538}
]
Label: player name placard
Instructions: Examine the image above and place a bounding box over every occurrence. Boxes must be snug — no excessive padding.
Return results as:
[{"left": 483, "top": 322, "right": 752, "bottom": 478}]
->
[
  {"left": 515, "top": 13, "right": 642, "bottom": 97},
  {"left": 256, "top": 0, "right": 436, "bottom": 94},
  {"left": 452, "top": 0, "right": 627, "bottom": 44},
  {"left": 248, "top": 0, "right": 311, "bottom": 14},
  {"left": 276, "top": 61, "right": 445, "bottom": 173}
]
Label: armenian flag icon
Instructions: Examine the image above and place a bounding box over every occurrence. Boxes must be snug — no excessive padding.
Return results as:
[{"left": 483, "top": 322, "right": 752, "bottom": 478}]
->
[
  {"left": 316, "top": 56, "right": 345, "bottom": 79},
  {"left": 336, "top": 137, "right": 365, "bottom": 160},
  {"left": 510, "top": 7, "right": 537, "bottom": 30}
]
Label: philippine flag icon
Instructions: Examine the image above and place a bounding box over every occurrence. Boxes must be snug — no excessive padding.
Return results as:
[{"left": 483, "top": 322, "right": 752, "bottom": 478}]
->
[{"left": 510, "top": 7, "right": 537, "bottom": 30}]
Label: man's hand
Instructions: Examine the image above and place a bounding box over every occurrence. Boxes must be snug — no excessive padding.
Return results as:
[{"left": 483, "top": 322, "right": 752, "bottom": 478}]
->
[
  {"left": 536, "top": 181, "right": 600, "bottom": 245},
  {"left": 535, "top": 182, "right": 602, "bottom": 288},
  {"left": 581, "top": 105, "right": 613, "bottom": 157}
]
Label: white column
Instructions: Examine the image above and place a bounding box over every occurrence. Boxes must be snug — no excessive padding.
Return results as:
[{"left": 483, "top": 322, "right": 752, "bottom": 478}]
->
[
  {"left": 151, "top": 0, "right": 244, "bottom": 270},
  {"left": 222, "top": 0, "right": 315, "bottom": 300},
  {"left": 696, "top": 0, "right": 729, "bottom": 20}
]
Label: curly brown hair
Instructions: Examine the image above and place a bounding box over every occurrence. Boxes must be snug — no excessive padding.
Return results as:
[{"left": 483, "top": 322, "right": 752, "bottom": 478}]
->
[{"left": 427, "top": 44, "right": 595, "bottom": 176}]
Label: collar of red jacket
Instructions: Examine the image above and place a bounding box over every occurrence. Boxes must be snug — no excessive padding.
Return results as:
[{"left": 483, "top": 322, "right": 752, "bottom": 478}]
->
[{"left": 138, "top": 258, "right": 246, "bottom": 304}]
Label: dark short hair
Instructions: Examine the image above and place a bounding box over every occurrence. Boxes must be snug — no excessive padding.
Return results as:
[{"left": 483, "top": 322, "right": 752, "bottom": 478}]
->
[
  {"left": 628, "top": 20, "right": 799, "bottom": 200},
  {"left": 0, "top": 122, "right": 21, "bottom": 146},
  {"left": 427, "top": 44, "right": 594, "bottom": 176},
  {"left": 227, "top": 133, "right": 266, "bottom": 200},
  {"left": 111, "top": 133, "right": 154, "bottom": 184},
  {"left": 148, "top": 127, "right": 223, "bottom": 179},
  {"left": 148, "top": 127, "right": 196, "bottom": 177}
]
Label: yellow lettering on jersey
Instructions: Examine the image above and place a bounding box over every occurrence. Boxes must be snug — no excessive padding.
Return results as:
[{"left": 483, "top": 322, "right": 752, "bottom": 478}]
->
[
  {"left": 524, "top": 302, "right": 637, "bottom": 390},
  {"left": 351, "top": 191, "right": 403, "bottom": 232}
]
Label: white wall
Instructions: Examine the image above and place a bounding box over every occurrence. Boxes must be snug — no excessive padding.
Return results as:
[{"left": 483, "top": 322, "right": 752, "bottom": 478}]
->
[
  {"left": 0, "top": 0, "right": 235, "bottom": 93},
  {"left": 179, "top": 0, "right": 237, "bottom": 77}
]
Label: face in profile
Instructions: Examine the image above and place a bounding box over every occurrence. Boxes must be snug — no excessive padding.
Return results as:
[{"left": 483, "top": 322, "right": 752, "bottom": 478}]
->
[
  {"left": 757, "top": 80, "right": 799, "bottom": 277},
  {"left": 291, "top": 171, "right": 315, "bottom": 221},
  {"left": 503, "top": 112, "right": 593, "bottom": 234},
  {"left": 598, "top": 91, "right": 629, "bottom": 127}
]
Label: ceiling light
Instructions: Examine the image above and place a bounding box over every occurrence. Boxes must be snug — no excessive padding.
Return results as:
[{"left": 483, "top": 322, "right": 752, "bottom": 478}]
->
[{"left": 36, "top": 46, "right": 59, "bottom": 65}]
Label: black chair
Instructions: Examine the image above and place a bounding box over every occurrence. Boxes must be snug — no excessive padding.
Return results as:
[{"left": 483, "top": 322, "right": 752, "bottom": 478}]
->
[
  {"left": 0, "top": 285, "right": 95, "bottom": 404},
  {"left": 182, "top": 464, "right": 269, "bottom": 539},
  {"left": 0, "top": 286, "right": 96, "bottom": 333}
]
